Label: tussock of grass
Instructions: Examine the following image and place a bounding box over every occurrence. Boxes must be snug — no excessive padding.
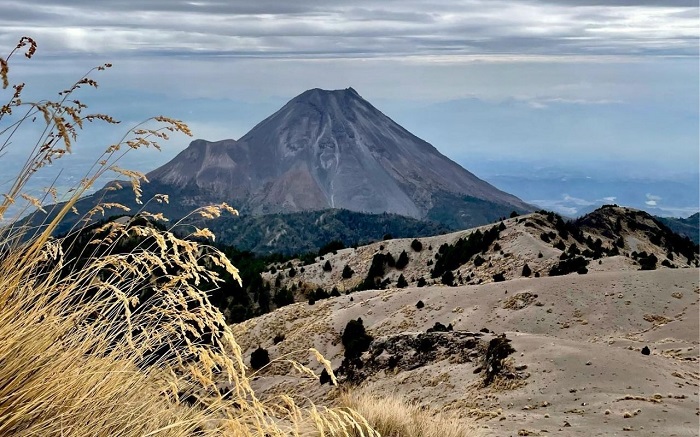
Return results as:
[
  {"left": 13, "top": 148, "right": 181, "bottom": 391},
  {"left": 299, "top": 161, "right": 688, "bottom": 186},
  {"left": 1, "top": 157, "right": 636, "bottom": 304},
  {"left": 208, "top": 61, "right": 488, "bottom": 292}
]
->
[
  {"left": 339, "top": 390, "right": 480, "bottom": 437},
  {"left": 0, "top": 37, "right": 374, "bottom": 437}
]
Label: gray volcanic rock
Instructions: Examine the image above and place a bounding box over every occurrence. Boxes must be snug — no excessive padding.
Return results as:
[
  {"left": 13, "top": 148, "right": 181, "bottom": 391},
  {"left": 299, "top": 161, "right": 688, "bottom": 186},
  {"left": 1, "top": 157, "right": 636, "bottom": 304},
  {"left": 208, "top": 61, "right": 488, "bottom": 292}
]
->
[{"left": 148, "top": 88, "right": 531, "bottom": 218}]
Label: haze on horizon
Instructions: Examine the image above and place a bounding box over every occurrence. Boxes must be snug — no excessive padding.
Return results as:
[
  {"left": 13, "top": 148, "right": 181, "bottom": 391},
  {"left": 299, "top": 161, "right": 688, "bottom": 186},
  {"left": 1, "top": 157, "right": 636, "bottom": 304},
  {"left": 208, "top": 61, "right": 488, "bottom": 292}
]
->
[{"left": 1, "top": 0, "right": 698, "bottom": 218}]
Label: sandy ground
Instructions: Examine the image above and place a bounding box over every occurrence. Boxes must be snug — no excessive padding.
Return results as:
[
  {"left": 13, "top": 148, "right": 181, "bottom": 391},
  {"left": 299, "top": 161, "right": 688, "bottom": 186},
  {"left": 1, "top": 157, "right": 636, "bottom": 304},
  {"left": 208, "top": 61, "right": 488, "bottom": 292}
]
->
[{"left": 234, "top": 268, "right": 700, "bottom": 436}]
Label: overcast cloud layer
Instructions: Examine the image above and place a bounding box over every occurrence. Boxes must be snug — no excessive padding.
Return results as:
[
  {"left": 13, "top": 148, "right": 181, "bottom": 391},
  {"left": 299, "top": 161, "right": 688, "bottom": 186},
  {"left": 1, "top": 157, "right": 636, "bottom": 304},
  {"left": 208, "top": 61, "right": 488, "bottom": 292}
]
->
[{"left": 1, "top": 0, "right": 697, "bottom": 58}]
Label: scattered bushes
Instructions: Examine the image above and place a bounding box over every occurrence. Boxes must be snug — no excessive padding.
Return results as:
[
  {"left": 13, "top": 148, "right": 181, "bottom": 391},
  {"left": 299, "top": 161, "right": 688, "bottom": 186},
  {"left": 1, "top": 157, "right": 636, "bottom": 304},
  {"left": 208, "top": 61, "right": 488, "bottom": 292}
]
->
[
  {"left": 273, "top": 288, "right": 294, "bottom": 308},
  {"left": 432, "top": 227, "right": 501, "bottom": 278},
  {"left": 638, "top": 253, "right": 658, "bottom": 270},
  {"left": 323, "top": 260, "right": 332, "bottom": 272},
  {"left": 521, "top": 264, "right": 531, "bottom": 277},
  {"left": 549, "top": 256, "right": 589, "bottom": 276}
]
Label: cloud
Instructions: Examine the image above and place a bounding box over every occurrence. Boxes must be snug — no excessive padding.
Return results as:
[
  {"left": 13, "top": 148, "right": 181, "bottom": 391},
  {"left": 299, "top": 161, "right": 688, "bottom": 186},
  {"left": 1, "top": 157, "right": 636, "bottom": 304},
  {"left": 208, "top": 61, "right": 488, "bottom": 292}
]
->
[
  {"left": 0, "top": 0, "right": 697, "bottom": 59},
  {"left": 645, "top": 193, "right": 662, "bottom": 206}
]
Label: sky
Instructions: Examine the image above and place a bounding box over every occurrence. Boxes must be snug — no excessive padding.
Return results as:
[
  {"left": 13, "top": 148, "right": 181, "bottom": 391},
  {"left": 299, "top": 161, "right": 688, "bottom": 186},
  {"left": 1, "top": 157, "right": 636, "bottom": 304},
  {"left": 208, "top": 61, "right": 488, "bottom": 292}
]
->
[{"left": 1, "top": 0, "right": 698, "bottom": 217}]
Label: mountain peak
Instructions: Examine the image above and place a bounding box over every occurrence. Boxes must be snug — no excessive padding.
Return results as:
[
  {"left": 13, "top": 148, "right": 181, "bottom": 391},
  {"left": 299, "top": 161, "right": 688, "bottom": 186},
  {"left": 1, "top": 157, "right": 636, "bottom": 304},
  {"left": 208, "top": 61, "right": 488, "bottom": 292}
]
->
[
  {"left": 147, "top": 87, "right": 532, "bottom": 226},
  {"left": 290, "top": 87, "right": 363, "bottom": 107}
]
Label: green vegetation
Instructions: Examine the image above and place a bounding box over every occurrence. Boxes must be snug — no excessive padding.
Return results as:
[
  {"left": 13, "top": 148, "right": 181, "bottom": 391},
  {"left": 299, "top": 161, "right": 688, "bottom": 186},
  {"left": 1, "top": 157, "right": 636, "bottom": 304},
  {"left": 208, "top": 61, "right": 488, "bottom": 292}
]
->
[
  {"left": 206, "top": 209, "right": 451, "bottom": 255},
  {"left": 431, "top": 226, "right": 501, "bottom": 278}
]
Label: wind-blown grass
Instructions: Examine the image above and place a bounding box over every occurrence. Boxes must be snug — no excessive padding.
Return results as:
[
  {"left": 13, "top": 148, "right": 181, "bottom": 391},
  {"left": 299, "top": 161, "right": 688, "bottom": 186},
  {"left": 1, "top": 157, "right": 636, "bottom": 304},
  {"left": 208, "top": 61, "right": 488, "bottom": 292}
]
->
[{"left": 0, "top": 37, "right": 374, "bottom": 437}]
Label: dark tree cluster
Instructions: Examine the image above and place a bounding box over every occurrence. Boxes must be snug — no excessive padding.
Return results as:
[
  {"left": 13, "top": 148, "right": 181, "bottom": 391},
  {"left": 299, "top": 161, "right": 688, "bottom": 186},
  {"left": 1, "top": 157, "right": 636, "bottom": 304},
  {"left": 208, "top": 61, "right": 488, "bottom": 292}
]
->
[{"left": 431, "top": 226, "right": 501, "bottom": 279}]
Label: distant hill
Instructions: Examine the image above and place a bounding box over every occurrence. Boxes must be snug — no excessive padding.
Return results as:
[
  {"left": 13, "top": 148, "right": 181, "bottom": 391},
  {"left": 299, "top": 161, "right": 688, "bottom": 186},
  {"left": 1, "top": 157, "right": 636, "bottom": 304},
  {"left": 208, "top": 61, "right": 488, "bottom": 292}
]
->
[
  {"left": 263, "top": 205, "right": 699, "bottom": 298},
  {"left": 656, "top": 212, "right": 699, "bottom": 244}
]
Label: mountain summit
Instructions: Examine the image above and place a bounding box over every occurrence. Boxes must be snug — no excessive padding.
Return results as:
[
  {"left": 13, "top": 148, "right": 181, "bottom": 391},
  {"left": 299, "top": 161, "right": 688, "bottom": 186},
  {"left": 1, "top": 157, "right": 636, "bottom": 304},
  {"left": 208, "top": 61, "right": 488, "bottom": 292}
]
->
[{"left": 148, "top": 88, "right": 531, "bottom": 223}]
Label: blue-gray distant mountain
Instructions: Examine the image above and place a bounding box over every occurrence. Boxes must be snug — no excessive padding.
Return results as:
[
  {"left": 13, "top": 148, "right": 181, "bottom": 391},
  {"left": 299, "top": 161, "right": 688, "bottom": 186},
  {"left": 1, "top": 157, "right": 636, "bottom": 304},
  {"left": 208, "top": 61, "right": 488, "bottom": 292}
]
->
[{"left": 148, "top": 87, "right": 531, "bottom": 224}]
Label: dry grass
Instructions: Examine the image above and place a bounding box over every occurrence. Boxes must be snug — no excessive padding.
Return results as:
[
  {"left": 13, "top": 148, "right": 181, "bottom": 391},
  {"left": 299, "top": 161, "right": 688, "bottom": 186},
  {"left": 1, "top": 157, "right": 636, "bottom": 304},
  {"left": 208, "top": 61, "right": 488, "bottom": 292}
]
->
[
  {"left": 338, "top": 389, "right": 481, "bottom": 437},
  {"left": 0, "top": 37, "right": 374, "bottom": 437}
]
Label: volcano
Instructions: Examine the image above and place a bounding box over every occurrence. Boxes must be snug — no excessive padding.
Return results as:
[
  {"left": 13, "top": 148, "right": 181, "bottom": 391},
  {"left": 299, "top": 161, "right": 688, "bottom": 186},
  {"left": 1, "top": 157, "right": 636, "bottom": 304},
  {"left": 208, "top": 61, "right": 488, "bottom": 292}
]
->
[{"left": 148, "top": 87, "right": 530, "bottom": 221}]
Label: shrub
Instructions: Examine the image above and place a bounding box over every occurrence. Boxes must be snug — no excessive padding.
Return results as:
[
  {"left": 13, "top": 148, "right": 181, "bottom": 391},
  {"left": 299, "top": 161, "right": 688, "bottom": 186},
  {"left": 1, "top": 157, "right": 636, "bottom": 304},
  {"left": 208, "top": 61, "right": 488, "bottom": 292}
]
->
[
  {"left": 521, "top": 264, "right": 531, "bottom": 277},
  {"left": 342, "top": 318, "right": 373, "bottom": 359},
  {"left": 416, "top": 277, "right": 427, "bottom": 287},
  {"left": 427, "top": 322, "right": 453, "bottom": 333},
  {"left": 250, "top": 347, "right": 271, "bottom": 370},
  {"left": 510, "top": 211, "right": 520, "bottom": 218},
  {"left": 483, "top": 336, "right": 516, "bottom": 385},
  {"left": 416, "top": 300, "right": 425, "bottom": 309},
  {"left": 639, "top": 253, "right": 658, "bottom": 270},
  {"left": 273, "top": 288, "right": 294, "bottom": 308},
  {"left": 410, "top": 239, "right": 423, "bottom": 252},
  {"left": 550, "top": 256, "right": 589, "bottom": 276},
  {"left": 395, "top": 250, "right": 409, "bottom": 269},
  {"left": 273, "top": 334, "right": 285, "bottom": 344},
  {"left": 396, "top": 274, "right": 408, "bottom": 288},
  {"left": 441, "top": 270, "right": 455, "bottom": 286},
  {"left": 492, "top": 272, "right": 506, "bottom": 282},
  {"left": 342, "top": 264, "right": 354, "bottom": 279},
  {"left": 322, "top": 260, "right": 332, "bottom": 272}
]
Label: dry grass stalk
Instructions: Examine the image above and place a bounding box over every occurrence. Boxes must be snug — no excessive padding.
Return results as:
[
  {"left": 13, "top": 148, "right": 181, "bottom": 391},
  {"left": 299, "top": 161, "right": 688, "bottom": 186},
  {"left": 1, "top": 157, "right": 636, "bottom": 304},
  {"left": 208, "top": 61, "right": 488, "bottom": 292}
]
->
[
  {"left": 338, "top": 389, "right": 481, "bottom": 437},
  {"left": 0, "top": 37, "right": 373, "bottom": 437}
]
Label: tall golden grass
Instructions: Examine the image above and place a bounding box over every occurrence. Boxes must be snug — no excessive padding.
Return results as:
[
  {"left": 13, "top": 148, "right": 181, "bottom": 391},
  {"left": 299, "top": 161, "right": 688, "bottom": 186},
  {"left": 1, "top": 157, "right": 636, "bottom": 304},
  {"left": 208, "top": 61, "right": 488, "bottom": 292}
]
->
[
  {"left": 0, "top": 37, "right": 375, "bottom": 437},
  {"left": 339, "top": 389, "right": 480, "bottom": 437}
]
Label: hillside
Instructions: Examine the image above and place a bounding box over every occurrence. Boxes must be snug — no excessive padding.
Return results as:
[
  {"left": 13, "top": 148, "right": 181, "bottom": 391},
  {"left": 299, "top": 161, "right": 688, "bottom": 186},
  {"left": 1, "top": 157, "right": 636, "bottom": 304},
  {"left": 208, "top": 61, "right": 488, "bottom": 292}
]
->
[
  {"left": 262, "top": 206, "right": 699, "bottom": 302},
  {"left": 232, "top": 267, "right": 700, "bottom": 436}
]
